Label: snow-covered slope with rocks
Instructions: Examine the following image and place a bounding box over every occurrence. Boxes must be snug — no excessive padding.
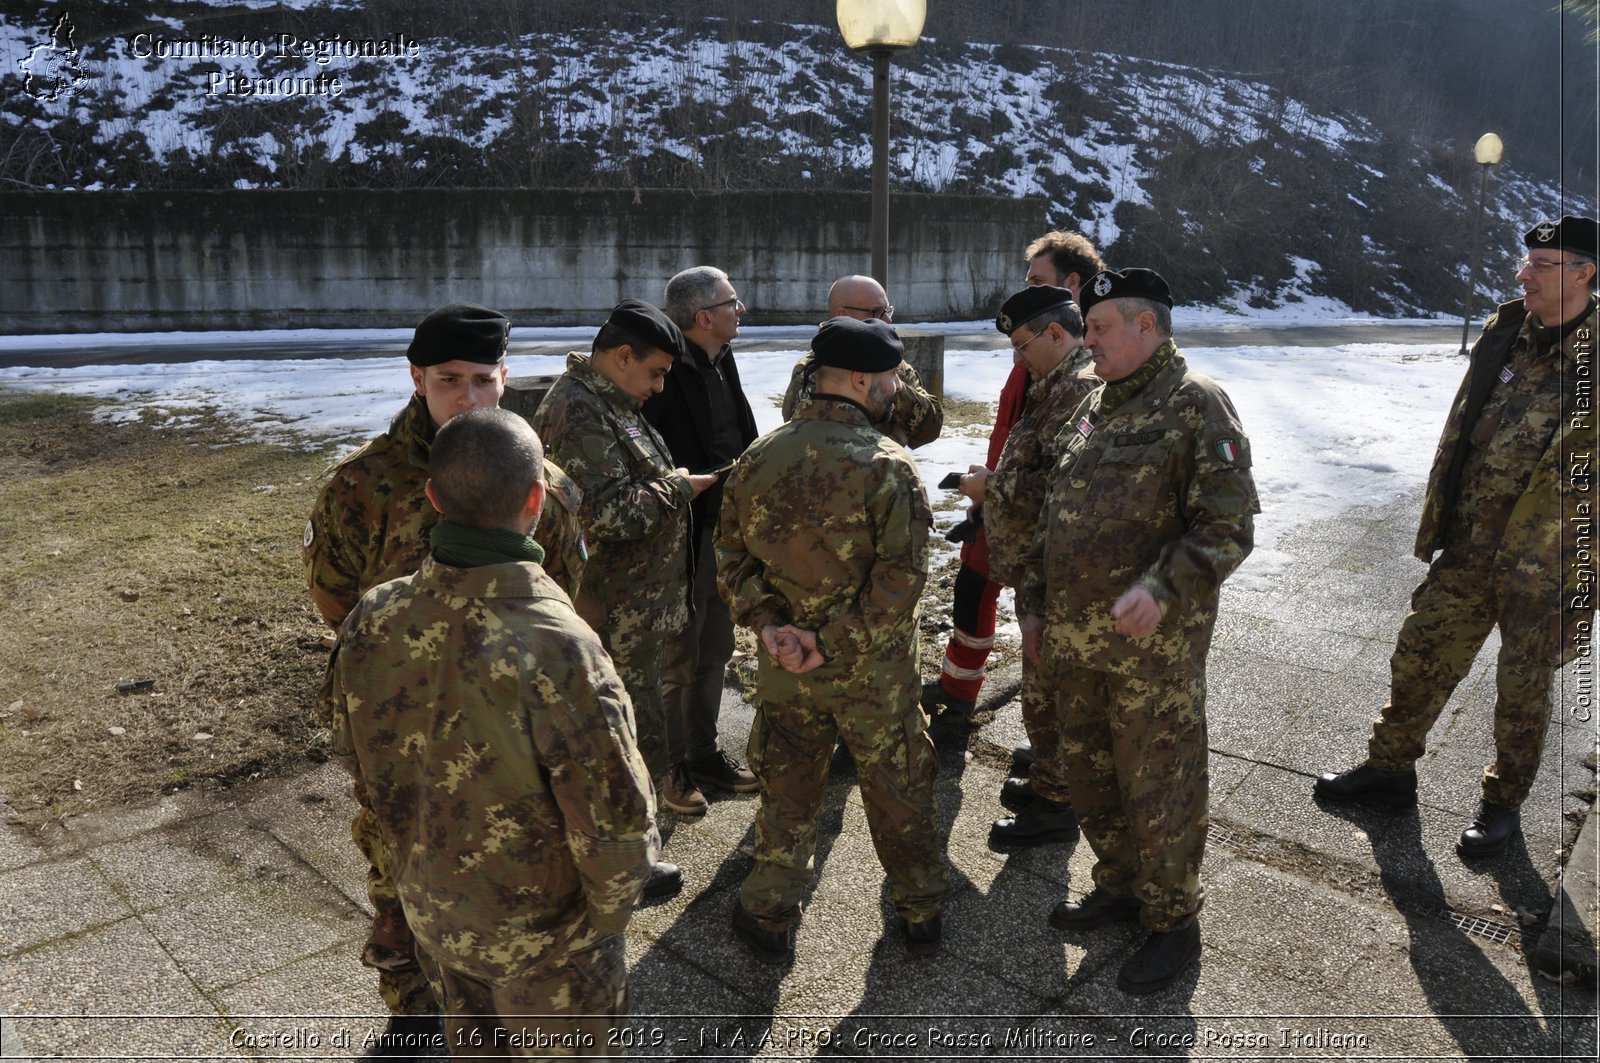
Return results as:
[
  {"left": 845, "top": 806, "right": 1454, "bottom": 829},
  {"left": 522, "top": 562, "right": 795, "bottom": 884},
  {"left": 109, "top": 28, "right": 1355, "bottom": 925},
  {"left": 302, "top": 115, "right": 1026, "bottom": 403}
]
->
[{"left": 0, "top": 7, "right": 1569, "bottom": 314}]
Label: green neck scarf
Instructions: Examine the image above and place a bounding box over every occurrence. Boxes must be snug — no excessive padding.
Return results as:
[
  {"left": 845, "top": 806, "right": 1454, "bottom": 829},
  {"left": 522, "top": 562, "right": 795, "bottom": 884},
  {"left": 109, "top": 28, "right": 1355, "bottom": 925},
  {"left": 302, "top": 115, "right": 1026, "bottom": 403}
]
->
[
  {"left": 430, "top": 519, "right": 546, "bottom": 568},
  {"left": 1100, "top": 339, "right": 1176, "bottom": 413}
]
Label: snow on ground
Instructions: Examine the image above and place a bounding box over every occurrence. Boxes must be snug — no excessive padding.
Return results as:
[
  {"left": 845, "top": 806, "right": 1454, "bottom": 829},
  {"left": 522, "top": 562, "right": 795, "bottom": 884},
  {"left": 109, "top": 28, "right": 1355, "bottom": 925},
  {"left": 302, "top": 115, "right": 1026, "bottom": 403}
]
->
[{"left": 0, "top": 324, "right": 1465, "bottom": 596}]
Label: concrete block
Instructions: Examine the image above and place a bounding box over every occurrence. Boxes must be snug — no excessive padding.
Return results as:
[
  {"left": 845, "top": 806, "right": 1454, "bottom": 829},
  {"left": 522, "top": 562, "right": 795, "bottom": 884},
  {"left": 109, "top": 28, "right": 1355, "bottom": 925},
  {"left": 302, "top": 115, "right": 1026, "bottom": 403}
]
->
[{"left": 1534, "top": 803, "right": 1599, "bottom": 985}]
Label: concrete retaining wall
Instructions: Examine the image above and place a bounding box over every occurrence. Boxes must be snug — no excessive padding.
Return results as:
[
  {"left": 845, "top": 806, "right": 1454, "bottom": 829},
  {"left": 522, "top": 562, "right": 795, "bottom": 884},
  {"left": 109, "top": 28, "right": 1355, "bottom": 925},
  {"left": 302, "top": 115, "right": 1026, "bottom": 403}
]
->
[{"left": 1, "top": 189, "right": 1042, "bottom": 333}]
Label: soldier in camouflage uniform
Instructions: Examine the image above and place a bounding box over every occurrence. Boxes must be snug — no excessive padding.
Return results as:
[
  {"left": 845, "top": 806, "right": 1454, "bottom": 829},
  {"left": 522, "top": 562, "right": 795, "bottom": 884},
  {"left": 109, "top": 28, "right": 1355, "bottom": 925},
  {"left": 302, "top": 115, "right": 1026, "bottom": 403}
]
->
[
  {"left": 531, "top": 299, "right": 718, "bottom": 900},
  {"left": 302, "top": 303, "right": 584, "bottom": 1037},
  {"left": 718, "top": 316, "right": 949, "bottom": 965},
  {"left": 954, "top": 286, "right": 1098, "bottom": 849},
  {"left": 779, "top": 275, "right": 943, "bottom": 448},
  {"left": 1019, "top": 268, "right": 1258, "bottom": 995},
  {"left": 1318, "top": 216, "right": 1599, "bottom": 859},
  {"left": 927, "top": 232, "right": 1106, "bottom": 727},
  {"left": 323, "top": 408, "right": 658, "bottom": 1059}
]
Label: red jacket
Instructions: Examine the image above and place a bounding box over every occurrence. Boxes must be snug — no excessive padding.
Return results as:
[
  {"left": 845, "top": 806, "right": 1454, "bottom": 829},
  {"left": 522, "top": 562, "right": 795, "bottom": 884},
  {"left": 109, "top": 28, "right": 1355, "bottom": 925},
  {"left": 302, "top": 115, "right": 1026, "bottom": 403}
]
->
[{"left": 961, "top": 364, "right": 1032, "bottom": 575}]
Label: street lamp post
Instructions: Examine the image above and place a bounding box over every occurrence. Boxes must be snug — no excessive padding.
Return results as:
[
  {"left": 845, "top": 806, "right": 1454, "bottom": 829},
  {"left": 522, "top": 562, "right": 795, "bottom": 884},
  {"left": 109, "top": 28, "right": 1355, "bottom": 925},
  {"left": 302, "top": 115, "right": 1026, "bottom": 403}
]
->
[
  {"left": 836, "top": 0, "right": 925, "bottom": 288},
  {"left": 1459, "top": 132, "right": 1504, "bottom": 355}
]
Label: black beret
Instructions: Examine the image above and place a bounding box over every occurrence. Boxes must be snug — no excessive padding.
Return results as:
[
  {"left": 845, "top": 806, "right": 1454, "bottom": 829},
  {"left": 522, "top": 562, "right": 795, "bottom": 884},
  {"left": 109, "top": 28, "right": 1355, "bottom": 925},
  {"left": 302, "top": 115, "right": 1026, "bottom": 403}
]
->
[
  {"left": 1078, "top": 268, "right": 1174, "bottom": 316},
  {"left": 996, "top": 285, "right": 1075, "bottom": 335},
  {"left": 406, "top": 303, "right": 510, "bottom": 366},
  {"left": 811, "top": 316, "right": 903, "bottom": 373},
  {"left": 1525, "top": 216, "right": 1598, "bottom": 259},
  {"left": 603, "top": 298, "right": 686, "bottom": 361}
]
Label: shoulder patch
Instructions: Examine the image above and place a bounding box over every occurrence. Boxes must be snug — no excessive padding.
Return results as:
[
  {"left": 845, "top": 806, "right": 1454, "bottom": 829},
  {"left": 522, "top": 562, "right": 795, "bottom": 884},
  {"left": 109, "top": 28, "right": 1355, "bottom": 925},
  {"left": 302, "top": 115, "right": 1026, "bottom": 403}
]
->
[
  {"left": 1215, "top": 439, "right": 1241, "bottom": 464},
  {"left": 303, "top": 519, "right": 315, "bottom": 550}
]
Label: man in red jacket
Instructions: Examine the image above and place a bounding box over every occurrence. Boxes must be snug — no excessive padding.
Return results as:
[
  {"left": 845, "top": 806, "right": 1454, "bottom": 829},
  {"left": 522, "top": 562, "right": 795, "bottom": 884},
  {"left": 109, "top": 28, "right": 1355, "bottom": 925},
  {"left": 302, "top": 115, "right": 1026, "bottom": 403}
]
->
[{"left": 925, "top": 232, "right": 1105, "bottom": 742}]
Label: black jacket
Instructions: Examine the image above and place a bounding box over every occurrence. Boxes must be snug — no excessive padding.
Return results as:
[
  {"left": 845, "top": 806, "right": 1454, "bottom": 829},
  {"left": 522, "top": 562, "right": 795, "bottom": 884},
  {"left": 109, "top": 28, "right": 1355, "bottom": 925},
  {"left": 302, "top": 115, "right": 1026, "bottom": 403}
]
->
[{"left": 642, "top": 339, "right": 759, "bottom": 556}]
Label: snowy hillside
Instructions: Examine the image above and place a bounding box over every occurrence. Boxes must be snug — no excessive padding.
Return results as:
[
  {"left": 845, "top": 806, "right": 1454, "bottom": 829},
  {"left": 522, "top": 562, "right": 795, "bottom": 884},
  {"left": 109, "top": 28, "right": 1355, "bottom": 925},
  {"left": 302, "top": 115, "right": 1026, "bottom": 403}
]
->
[{"left": 0, "top": 4, "right": 1572, "bottom": 315}]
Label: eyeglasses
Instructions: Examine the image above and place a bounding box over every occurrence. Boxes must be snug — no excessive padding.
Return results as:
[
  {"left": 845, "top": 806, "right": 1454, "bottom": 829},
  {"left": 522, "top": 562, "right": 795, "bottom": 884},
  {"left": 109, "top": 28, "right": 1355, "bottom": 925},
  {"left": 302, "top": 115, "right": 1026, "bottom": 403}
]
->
[
  {"left": 1011, "top": 330, "right": 1045, "bottom": 355},
  {"left": 1519, "top": 256, "right": 1586, "bottom": 274},
  {"left": 700, "top": 297, "right": 744, "bottom": 313},
  {"left": 843, "top": 304, "right": 894, "bottom": 321}
]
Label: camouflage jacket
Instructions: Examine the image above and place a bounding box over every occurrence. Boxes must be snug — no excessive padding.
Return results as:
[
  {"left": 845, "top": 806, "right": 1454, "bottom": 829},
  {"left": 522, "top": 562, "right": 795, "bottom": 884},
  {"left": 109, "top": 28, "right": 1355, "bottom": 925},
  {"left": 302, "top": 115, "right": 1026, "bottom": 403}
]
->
[
  {"left": 983, "top": 345, "right": 1099, "bottom": 587},
  {"left": 323, "top": 556, "right": 658, "bottom": 983},
  {"left": 1019, "top": 345, "right": 1259, "bottom": 678},
  {"left": 531, "top": 353, "right": 692, "bottom": 637},
  {"left": 302, "top": 394, "right": 586, "bottom": 625},
  {"left": 1417, "top": 299, "right": 1597, "bottom": 614},
  {"left": 781, "top": 353, "right": 943, "bottom": 448},
  {"left": 717, "top": 395, "right": 932, "bottom": 673}
]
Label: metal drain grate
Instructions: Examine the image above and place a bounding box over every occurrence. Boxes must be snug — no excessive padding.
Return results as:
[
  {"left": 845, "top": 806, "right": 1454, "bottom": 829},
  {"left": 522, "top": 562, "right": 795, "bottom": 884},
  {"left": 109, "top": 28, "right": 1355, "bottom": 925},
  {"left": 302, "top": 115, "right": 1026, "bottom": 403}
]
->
[
  {"left": 1437, "top": 908, "right": 1522, "bottom": 946},
  {"left": 1207, "top": 821, "right": 1273, "bottom": 857}
]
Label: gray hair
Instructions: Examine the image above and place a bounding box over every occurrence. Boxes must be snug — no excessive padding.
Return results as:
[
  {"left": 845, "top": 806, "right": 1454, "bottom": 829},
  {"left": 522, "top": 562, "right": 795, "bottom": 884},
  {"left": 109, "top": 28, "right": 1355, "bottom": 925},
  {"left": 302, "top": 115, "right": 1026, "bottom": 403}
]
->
[
  {"left": 663, "top": 266, "right": 730, "bottom": 330},
  {"left": 1113, "top": 297, "right": 1173, "bottom": 338},
  {"left": 1022, "top": 302, "right": 1085, "bottom": 340}
]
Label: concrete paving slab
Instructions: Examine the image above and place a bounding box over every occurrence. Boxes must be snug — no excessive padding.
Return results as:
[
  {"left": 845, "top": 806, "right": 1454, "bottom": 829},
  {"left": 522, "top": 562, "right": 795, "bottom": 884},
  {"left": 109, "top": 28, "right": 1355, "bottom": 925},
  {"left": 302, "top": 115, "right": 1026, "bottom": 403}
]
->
[
  {"left": 1205, "top": 653, "right": 1382, "bottom": 761},
  {"left": 0, "top": 917, "right": 243, "bottom": 1060},
  {"left": 0, "top": 857, "right": 132, "bottom": 958},
  {"left": 245, "top": 762, "right": 370, "bottom": 898},
  {"left": 1326, "top": 537, "right": 1432, "bottom": 582},
  {"left": 54, "top": 788, "right": 234, "bottom": 852},
  {"left": 935, "top": 861, "right": 1107, "bottom": 1001},
  {"left": 138, "top": 874, "right": 361, "bottom": 994},
  {"left": 1220, "top": 762, "right": 1401, "bottom": 868},
  {"left": 0, "top": 801, "right": 46, "bottom": 875},
  {"left": 1203, "top": 859, "right": 1417, "bottom": 996},
  {"left": 211, "top": 941, "right": 385, "bottom": 1062},
  {"left": 1336, "top": 916, "right": 1598, "bottom": 1059},
  {"left": 759, "top": 927, "right": 1054, "bottom": 1063},
  {"left": 1210, "top": 611, "right": 1371, "bottom": 674},
  {"left": 88, "top": 807, "right": 311, "bottom": 915},
  {"left": 1206, "top": 752, "right": 1256, "bottom": 803}
]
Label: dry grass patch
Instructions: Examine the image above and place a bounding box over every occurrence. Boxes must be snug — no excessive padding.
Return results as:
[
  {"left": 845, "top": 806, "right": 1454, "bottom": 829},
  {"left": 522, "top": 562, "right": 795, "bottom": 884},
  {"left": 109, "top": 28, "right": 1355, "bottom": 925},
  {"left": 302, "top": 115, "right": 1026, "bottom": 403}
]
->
[{"left": 0, "top": 390, "right": 338, "bottom": 830}]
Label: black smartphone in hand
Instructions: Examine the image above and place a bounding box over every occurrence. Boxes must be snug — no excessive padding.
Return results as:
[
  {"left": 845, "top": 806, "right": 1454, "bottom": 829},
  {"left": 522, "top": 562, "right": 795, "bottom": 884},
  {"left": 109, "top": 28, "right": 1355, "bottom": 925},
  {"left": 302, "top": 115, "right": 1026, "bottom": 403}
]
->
[{"left": 938, "top": 471, "right": 962, "bottom": 490}]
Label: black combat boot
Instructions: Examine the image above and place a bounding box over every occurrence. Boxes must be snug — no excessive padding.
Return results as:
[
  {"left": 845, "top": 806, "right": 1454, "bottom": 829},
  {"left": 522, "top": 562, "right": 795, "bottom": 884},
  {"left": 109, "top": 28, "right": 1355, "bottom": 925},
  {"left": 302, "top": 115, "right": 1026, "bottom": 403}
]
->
[
  {"left": 902, "top": 912, "right": 943, "bottom": 957},
  {"left": 1456, "top": 802, "right": 1520, "bottom": 859},
  {"left": 990, "top": 797, "right": 1078, "bottom": 847},
  {"left": 732, "top": 902, "right": 795, "bottom": 965},
  {"left": 1048, "top": 887, "right": 1141, "bottom": 930},
  {"left": 999, "top": 775, "right": 1035, "bottom": 813},
  {"left": 640, "top": 861, "right": 683, "bottom": 902},
  {"left": 1313, "top": 763, "right": 1418, "bottom": 809},
  {"left": 1116, "top": 920, "right": 1202, "bottom": 995}
]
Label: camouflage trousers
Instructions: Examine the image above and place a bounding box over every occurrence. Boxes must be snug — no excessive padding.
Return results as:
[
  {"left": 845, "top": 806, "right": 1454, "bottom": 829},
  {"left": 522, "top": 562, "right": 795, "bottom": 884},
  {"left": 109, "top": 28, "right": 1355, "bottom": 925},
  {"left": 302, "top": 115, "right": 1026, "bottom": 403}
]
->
[
  {"left": 1018, "top": 654, "right": 1074, "bottom": 805},
  {"left": 1371, "top": 546, "right": 1568, "bottom": 807},
  {"left": 1050, "top": 660, "right": 1209, "bottom": 931},
  {"left": 349, "top": 776, "right": 440, "bottom": 1015},
  {"left": 415, "top": 933, "right": 627, "bottom": 1060},
  {"left": 602, "top": 628, "right": 669, "bottom": 785},
  {"left": 740, "top": 656, "right": 949, "bottom": 929}
]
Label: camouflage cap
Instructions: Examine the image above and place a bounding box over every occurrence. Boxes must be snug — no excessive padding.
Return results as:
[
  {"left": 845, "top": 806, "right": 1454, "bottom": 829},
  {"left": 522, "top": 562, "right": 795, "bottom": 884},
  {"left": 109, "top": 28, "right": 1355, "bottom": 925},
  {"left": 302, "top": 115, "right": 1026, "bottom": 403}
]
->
[
  {"left": 1078, "top": 268, "right": 1174, "bottom": 315},
  {"left": 407, "top": 303, "right": 511, "bottom": 366},
  {"left": 812, "top": 316, "right": 903, "bottom": 372},
  {"left": 1525, "top": 216, "right": 1598, "bottom": 259}
]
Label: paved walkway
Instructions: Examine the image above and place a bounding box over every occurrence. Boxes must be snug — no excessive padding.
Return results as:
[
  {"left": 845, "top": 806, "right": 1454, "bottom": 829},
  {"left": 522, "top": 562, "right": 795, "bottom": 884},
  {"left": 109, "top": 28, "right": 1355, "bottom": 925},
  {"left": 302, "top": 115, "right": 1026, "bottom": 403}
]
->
[{"left": 2, "top": 490, "right": 1595, "bottom": 1061}]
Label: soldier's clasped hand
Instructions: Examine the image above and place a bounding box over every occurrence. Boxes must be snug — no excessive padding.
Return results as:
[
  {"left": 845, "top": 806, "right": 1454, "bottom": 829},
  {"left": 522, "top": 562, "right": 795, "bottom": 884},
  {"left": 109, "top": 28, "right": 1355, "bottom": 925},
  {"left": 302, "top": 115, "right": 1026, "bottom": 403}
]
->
[{"left": 1110, "top": 586, "right": 1163, "bottom": 638}]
